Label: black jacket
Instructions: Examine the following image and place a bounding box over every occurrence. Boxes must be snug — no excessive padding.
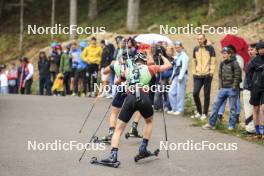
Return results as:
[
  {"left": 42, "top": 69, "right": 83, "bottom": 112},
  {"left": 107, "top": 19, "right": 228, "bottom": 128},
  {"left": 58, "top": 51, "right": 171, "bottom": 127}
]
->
[
  {"left": 38, "top": 58, "right": 50, "bottom": 77},
  {"left": 245, "top": 54, "right": 264, "bottom": 89}
]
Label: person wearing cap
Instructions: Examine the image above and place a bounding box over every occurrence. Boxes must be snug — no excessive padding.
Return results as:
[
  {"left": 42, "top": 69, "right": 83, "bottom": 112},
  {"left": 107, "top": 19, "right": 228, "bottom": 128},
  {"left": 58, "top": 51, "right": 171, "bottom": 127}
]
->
[
  {"left": 81, "top": 37, "right": 102, "bottom": 97},
  {"left": 59, "top": 44, "right": 72, "bottom": 95},
  {"left": 217, "top": 45, "right": 244, "bottom": 123},
  {"left": 244, "top": 41, "right": 264, "bottom": 138},
  {"left": 167, "top": 41, "right": 189, "bottom": 115},
  {"left": 48, "top": 44, "right": 61, "bottom": 85},
  {"left": 192, "top": 34, "right": 217, "bottom": 120},
  {"left": 71, "top": 42, "right": 87, "bottom": 97},
  {"left": 203, "top": 47, "right": 241, "bottom": 130}
]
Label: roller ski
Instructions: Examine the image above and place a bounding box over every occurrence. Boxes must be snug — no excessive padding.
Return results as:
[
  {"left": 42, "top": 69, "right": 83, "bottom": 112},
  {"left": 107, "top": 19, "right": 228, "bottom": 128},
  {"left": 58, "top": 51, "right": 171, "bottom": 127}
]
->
[
  {"left": 92, "top": 127, "right": 114, "bottom": 145},
  {"left": 125, "top": 122, "right": 142, "bottom": 139},
  {"left": 134, "top": 149, "right": 160, "bottom": 162},
  {"left": 92, "top": 136, "right": 111, "bottom": 145},
  {"left": 134, "top": 139, "right": 160, "bottom": 162},
  {"left": 90, "top": 157, "right": 120, "bottom": 168},
  {"left": 91, "top": 148, "right": 120, "bottom": 168}
]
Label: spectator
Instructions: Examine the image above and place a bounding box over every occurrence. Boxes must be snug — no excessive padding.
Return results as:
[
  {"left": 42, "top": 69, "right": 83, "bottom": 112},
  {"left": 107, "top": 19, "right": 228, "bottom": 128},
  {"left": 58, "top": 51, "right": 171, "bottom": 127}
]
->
[
  {"left": 49, "top": 44, "right": 61, "bottom": 84},
  {"left": 161, "top": 46, "right": 174, "bottom": 111},
  {"left": 107, "top": 37, "right": 124, "bottom": 99},
  {"left": 244, "top": 41, "right": 264, "bottom": 138},
  {"left": 22, "top": 57, "right": 34, "bottom": 95},
  {"left": 38, "top": 51, "right": 51, "bottom": 95},
  {"left": 191, "top": 34, "right": 216, "bottom": 120},
  {"left": 60, "top": 44, "right": 72, "bottom": 95},
  {"left": 168, "top": 41, "right": 189, "bottom": 115},
  {"left": 99, "top": 40, "right": 113, "bottom": 97},
  {"left": 0, "top": 65, "right": 9, "bottom": 94},
  {"left": 7, "top": 62, "right": 18, "bottom": 94},
  {"left": 243, "top": 43, "right": 258, "bottom": 134},
  {"left": 81, "top": 37, "right": 102, "bottom": 97},
  {"left": 71, "top": 42, "right": 87, "bottom": 97},
  {"left": 203, "top": 47, "right": 241, "bottom": 130},
  {"left": 17, "top": 58, "right": 24, "bottom": 94},
  {"left": 217, "top": 45, "right": 244, "bottom": 123},
  {"left": 52, "top": 72, "right": 64, "bottom": 96}
]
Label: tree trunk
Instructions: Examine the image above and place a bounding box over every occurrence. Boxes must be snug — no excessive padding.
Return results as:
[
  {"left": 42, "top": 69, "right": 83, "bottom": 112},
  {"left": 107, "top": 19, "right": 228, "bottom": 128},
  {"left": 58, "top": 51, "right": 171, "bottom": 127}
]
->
[
  {"left": 254, "top": 0, "right": 262, "bottom": 16},
  {"left": 51, "top": 0, "right": 56, "bottom": 40},
  {"left": 126, "top": 0, "right": 140, "bottom": 32},
  {"left": 19, "top": 0, "right": 24, "bottom": 55},
  {"left": 88, "top": 0, "right": 97, "bottom": 20},
  {"left": 0, "top": 0, "right": 5, "bottom": 19},
  {"left": 207, "top": 0, "right": 215, "bottom": 16},
  {"left": 69, "top": 0, "right": 77, "bottom": 40}
]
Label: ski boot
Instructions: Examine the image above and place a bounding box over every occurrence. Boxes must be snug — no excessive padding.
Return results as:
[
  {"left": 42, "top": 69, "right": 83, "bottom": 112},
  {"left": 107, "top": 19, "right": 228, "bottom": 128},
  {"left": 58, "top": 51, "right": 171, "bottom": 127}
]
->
[
  {"left": 92, "top": 134, "right": 112, "bottom": 145},
  {"left": 134, "top": 140, "right": 159, "bottom": 162},
  {"left": 125, "top": 122, "right": 142, "bottom": 139},
  {"left": 93, "top": 127, "right": 114, "bottom": 145}
]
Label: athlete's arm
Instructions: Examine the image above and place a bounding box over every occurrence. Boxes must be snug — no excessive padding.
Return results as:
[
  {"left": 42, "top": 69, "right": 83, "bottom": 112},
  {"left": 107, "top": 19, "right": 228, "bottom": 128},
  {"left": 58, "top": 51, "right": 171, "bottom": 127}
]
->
[
  {"left": 146, "top": 49, "right": 154, "bottom": 65},
  {"left": 159, "top": 54, "right": 172, "bottom": 72}
]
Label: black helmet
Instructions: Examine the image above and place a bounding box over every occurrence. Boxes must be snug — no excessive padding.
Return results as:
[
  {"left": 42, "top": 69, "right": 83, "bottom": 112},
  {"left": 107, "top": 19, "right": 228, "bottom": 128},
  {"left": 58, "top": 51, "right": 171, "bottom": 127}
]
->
[{"left": 134, "top": 52, "right": 147, "bottom": 62}]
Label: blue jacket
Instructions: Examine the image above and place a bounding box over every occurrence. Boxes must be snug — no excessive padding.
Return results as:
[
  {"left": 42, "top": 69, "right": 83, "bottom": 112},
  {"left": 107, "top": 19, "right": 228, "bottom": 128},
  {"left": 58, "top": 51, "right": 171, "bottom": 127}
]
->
[
  {"left": 171, "top": 50, "right": 189, "bottom": 81},
  {"left": 71, "top": 48, "right": 87, "bottom": 70}
]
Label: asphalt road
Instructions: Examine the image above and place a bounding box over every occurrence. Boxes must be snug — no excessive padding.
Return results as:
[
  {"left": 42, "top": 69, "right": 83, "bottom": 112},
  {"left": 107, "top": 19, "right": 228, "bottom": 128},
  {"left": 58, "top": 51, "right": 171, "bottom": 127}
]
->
[{"left": 0, "top": 95, "right": 263, "bottom": 176}]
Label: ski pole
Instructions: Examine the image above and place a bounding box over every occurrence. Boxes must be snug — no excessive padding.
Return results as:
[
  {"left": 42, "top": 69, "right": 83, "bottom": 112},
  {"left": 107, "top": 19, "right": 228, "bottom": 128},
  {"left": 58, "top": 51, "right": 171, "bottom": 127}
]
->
[
  {"left": 161, "top": 93, "right": 170, "bottom": 159},
  {"left": 79, "top": 96, "right": 99, "bottom": 133},
  {"left": 158, "top": 53, "right": 169, "bottom": 159},
  {"left": 78, "top": 101, "right": 112, "bottom": 162}
]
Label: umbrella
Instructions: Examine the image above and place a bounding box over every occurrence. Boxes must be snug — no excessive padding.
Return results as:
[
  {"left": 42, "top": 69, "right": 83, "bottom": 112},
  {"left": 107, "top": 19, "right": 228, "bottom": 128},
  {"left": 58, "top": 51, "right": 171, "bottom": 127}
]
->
[
  {"left": 221, "top": 34, "right": 251, "bottom": 69},
  {"left": 135, "top": 34, "right": 173, "bottom": 45}
]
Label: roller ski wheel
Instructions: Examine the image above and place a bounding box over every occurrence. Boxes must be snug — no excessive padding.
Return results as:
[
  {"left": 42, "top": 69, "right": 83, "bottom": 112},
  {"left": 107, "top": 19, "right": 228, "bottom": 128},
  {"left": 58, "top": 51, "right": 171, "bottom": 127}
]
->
[
  {"left": 134, "top": 149, "right": 160, "bottom": 162},
  {"left": 90, "top": 157, "right": 120, "bottom": 168},
  {"left": 92, "top": 136, "right": 111, "bottom": 145}
]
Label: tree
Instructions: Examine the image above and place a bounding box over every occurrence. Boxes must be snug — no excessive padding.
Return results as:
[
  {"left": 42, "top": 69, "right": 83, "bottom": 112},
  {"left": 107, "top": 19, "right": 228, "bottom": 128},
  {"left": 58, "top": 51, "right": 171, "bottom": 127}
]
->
[
  {"left": 254, "top": 0, "right": 262, "bottom": 16},
  {"left": 69, "top": 0, "right": 77, "bottom": 40},
  {"left": 207, "top": 0, "right": 215, "bottom": 16},
  {"left": 51, "top": 0, "right": 56, "bottom": 40},
  {"left": 0, "top": 0, "right": 5, "bottom": 19},
  {"left": 19, "top": 0, "right": 24, "bottom": 54},
  {"left": 88, "top": 0, "right": 97, "bottom": 20},
  {"left": 126, "top": 0, "right": 140, "bottom": 32}
]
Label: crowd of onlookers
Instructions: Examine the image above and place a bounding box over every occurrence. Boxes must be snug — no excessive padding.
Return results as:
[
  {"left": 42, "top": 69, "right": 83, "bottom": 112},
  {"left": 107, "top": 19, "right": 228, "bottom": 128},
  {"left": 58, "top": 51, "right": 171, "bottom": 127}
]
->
[{"left": 1, "top": 34, "right": 264, "bottom": 138}]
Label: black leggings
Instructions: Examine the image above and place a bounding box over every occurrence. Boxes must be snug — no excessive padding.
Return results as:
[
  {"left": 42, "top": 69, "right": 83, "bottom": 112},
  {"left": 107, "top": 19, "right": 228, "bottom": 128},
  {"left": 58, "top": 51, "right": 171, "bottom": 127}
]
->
[
  {"left": 193, "top": 76, "right": 212, "bottom": 115},
  {"left": 118, "top": 92, "right": 153, "bottom": 123}
]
